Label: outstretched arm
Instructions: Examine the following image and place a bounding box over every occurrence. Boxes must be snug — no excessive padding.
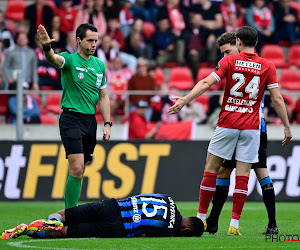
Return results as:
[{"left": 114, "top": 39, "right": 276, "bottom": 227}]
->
[
  {"left": 37, "top": 24, "right": 65, "bottom": 68},
  {"left": 168, "top": 75, "right": 217, "bottom": 114}
]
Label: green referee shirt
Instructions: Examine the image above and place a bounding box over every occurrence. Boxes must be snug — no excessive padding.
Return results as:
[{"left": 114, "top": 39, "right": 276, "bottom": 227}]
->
[{"left": 58, "top": 52, "right": 107, "bottom": 114}]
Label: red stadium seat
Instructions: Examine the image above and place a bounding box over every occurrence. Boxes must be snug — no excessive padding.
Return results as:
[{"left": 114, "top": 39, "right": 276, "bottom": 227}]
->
[
  {"left": 40, "top": 114, "right": 57, "bottom": 125},
  {"left": 196, "top": 68, "right": 215, "bottom": 83},
  {"left": 280, "top": 68, "right": 300, "bottom": 90},
  {"left": 46, "top": 94, "right": 61, "bottom": 114},
  {"left": 154, "top": 67, "right": 165, "bottom": 85},
  {"left": 0, "top": 94, "right": 8, "bottom": 116},
  {"left": 5, "top": 0, "right": 27, "bottom": 22},
  {"left": 261, "top": 45, "right": 288, "bottom": 68},
  {"left": 288, "top": 45, "right": 300, "bottom": 67},
  {"left": 196, "top": 67, "right": 223, "bottom": 91},
  {"left": 194, "top": 94, "right": 209, "bottom": 114},
  {"left": 168, "top": 67, "right": 194, "bottom": 90},
  {"left": 143, "top": 22, "right": 156, "bottom": 38}
]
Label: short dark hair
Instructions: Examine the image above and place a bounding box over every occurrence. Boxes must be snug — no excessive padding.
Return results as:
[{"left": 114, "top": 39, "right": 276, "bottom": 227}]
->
[
  {"left": 75, "top": 23, "right": 98, "bottom": 40},
  {"left": 217, "top": 32, "right": 236, "bottom": 47},
  {"left": 189, "top": 217, "right": 204, "bottom": 237},
  {"left": 236, "top": 26, "right": 258, "bottom": 48}
]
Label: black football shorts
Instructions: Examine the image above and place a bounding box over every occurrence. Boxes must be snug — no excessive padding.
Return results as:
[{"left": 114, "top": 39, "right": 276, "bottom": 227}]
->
[
  {"left": 223, "top": 132, "right": 267, "bottom": 169},
  {"left": 59, "top": 109, "right": 97, "bottom": 163},
  {"left": 65, "top": 199, "right": 126, "bottom": 238}
]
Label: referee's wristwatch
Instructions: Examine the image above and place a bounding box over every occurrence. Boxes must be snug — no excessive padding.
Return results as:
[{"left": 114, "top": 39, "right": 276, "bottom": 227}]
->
[{"left": 104, "top": 121, "right": 113, "bottom": 127}]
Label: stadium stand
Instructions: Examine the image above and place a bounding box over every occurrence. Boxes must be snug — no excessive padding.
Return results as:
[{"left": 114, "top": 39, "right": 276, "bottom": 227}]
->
[
  {"left": 280, "top": 68, "right": 300, "bottom": 91},
  {"left": 0, "top": 94, "right": 8, "bottom": 116},
  {"left": 47, "top": 0, "right": 57, "bottom": 14},
  {"left": 290, "top": 0, "right": 300, "bottom": 21},
  {"left": 168, "top": 67, "right": 194, "bottom": 90},
  {"left": 282, "top": 94, "right": 294, "bottom": 112},
  {"left": 0, "top": 0, "right": 300, "bottom": 127},
  {"left": 40, "top": 113, "right": 57, "bottom": 125},
  {"left": 196, "top": 68, "right": 215, "bottom": 83},
  {"left": 4, "top": 20, "right": 16, "bottom": 37},
  {"left": 5, "top": 0, "right": 26, "bottom": 22},
  {"left": 194, "top": 95, "right": 209, "bottom": 114},
  {"left": 154, "top": 67, "right": 165, "bottom": 86},
  {"left": 45, "top": 94, "right": 61, "bottom": 114},
  {"left": 142, "top": 21, "right": 155, "bottom": 39},
  {"left": 31, "top": 94, "right": 48, "bottom": 115},
  {"left": 261, "top": 45, "right": 288, "bottom": 68},
  {"left": 288, "top": 45, "right": 300, "bottom": 68}
]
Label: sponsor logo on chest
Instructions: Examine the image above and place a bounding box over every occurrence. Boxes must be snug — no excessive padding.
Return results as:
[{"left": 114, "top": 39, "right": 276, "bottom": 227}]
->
[{"left": 235, "top": 60, "right": 261, "bottom": 74}]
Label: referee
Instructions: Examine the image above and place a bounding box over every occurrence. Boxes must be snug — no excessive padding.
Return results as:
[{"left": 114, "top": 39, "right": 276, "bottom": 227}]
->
[{"left": 37, "top": 23, "right": 112, "bottom": 208}]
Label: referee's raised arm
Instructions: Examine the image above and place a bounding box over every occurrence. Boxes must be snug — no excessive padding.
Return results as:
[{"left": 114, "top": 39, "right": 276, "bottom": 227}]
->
[{"left": 37, "top": 24, "right": 65, "bottom": 68}]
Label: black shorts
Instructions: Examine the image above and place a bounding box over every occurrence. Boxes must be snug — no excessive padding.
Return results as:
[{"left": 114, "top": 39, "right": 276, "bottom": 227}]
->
[
  {"left": 59, "top": 109, "right": 97, "bottom": 162},
  {"left": 65, "top": 199, "right": 126, "bottom": 238},
  {"left": 223, "top": 132, "right": 267, "bottom": 169}
]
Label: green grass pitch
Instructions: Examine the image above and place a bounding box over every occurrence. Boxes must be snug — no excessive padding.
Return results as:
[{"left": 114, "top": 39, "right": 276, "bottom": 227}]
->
[{"left": 0, "top": 201, "right": 299, "bottom": 249}]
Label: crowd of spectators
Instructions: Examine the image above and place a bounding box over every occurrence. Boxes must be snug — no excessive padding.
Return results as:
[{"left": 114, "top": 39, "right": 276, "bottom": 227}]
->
[{"left": 0, "top": 0, "right": 300, "bottom": 127}]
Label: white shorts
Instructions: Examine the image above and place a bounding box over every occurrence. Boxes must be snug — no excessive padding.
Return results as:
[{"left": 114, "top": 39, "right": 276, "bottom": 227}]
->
[{"left": 208, "top": 126, "right": 260, "bottom": 163}]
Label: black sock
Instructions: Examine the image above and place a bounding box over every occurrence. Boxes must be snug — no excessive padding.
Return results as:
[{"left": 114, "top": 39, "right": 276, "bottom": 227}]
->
[
  {"left": 262, "top": 183, "right": 276, "bottom": 227},
  {"left": 208, "top": 185, "right": 229, "bottom": 223}
]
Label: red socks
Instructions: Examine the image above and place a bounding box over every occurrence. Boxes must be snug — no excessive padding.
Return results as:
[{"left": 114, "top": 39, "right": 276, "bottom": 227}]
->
[
  {"left": 232, "top": 176, "right": 249, "bottom": 220},
  {"left": 198, "top": 171, "right": 217, "bottom": 214}
]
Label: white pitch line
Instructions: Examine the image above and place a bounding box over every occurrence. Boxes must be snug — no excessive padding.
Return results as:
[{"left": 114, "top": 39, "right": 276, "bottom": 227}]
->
[{"left": 7, "top": 238, "right": 298, "bottom": 250}]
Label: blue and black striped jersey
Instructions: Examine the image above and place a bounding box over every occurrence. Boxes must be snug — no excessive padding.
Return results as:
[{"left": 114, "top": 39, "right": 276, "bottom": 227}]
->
[{"left": 117, "top": 193, "right": 182, "bottom": 237}]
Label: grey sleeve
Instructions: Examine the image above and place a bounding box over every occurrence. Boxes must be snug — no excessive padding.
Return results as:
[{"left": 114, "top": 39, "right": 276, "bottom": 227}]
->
[{"left": 2, "top": 52, "right": 13, "bottom": 80}]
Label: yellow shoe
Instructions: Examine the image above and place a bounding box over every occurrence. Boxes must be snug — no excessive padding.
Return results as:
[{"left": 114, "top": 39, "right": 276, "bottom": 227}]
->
[
  {"left": 227, "top": 226, "right": 242, "bottom": 236},
  {"left": 1, "top": 224, "right": 28, "bottom": 239},
  {"left": 28, "top": 219, "right": 63, "bottom": 232},
  {"left": 202, "top": 220, "right": 207, "bottom": 232}
]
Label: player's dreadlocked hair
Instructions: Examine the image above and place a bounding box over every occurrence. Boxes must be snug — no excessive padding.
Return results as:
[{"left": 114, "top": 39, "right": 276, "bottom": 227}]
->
[
  {"left": 236, "top": 26, "right": 258, "bottom": 48},
  {"left": 217, "top": 32, "right": 236, "bottom": 48},
  {"left": 189, "top": 217, "right": 204, "bottom": 237}
]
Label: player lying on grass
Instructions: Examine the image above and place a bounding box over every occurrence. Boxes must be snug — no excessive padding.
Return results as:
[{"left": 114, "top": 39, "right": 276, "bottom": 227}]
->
[{"left": 1, "top": 193, "right": 204, "bottom": 239}]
